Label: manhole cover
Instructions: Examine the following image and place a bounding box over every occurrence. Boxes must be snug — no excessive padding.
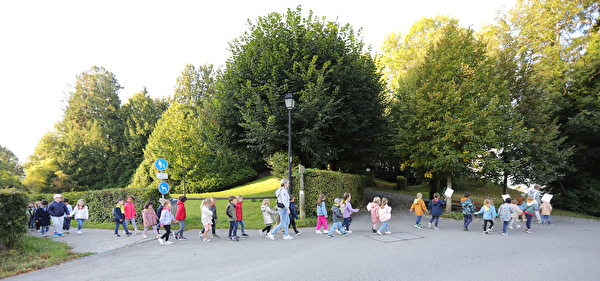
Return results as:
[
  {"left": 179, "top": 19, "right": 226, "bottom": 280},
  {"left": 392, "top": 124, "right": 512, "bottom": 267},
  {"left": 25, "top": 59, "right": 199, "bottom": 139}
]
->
[{"left": 365, "top": 232, "right": 424, "bottom": 243}]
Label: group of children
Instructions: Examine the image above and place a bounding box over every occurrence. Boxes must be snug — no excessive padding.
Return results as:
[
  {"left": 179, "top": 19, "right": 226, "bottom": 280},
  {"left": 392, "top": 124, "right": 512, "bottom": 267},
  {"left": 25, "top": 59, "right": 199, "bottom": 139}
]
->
[{"left": 29, "top": 194, "right": 89, "bottom": 238}]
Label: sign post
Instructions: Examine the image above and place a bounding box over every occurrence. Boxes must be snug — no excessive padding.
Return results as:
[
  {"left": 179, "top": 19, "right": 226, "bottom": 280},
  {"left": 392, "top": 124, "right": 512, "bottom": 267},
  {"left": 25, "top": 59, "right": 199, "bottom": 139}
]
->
[{"left": 155, "top": 158, "right": 169, "bottom": 198}]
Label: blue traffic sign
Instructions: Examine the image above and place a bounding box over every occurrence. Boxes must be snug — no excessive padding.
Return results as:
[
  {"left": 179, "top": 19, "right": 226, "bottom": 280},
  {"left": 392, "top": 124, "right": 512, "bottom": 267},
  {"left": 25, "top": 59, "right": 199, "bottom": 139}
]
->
[
  {"left": 158, "top": 182, "right": 170, "bottom": 194},
  {"left": 154, "top": 158, "right": 168, "bottom": 171}
]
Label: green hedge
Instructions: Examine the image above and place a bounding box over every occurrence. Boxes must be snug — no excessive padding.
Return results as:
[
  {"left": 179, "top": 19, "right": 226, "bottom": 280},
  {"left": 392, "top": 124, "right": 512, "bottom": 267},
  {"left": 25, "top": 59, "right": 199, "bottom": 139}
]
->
[
  {"left": 29, "top": 187, "right": 167, "bottom": 224},
  {"left": 0, "top": 189, "right": 28, "bottom": 250},
  {"left": 290, "top": 169, "right": 368, "bottom": 217},
  {"left": 396, "top": 176, "right": 407, "bottom": 190}
]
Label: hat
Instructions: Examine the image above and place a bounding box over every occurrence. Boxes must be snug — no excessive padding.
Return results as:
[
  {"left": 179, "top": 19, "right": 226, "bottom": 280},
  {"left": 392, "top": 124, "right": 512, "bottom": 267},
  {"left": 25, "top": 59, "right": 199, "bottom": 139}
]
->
[
  {"left": 334, "top": 198, "right": 341, "bottom": 204},
  {"left": 53, "top": 194, "right": 62, "bottom": 199},
  {"left": 159, "top": 198, "right": 166, "bottom": 203}
]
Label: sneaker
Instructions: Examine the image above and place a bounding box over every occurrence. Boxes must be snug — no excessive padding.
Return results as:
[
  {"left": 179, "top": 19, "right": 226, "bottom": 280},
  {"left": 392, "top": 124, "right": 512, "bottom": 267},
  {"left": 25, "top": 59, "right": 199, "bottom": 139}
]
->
[
  {"left": 502, "top": 232, "right": 508, "bottom": 235},
  {"left": 53, "top": 232, "right": 58, "bottom": 237},
  {"left": 173, "top": 234, "right": 179, "bottom": 240},
  {"left": 241, "top": 233, "right": 249, "bottom": 237},
  {"left": 335, "top": 229, "right": 341, "bottom": 235},
  {"left": 427, "top": 222, "right": 432, "bottom": 229},
  {"left": 372, "top": 228, "right": 377, "bottom": 233},
  {"left": 266, "top": 232, "right": 275, "bottom": 241},
  {"left": 346, "top": 230, "right": 352, "bottom": 234},
  {"left": 434, "top": 227, "right": 439, "bottom": 230},
  {"left": 538, "top": 220, "right": 542, "bottom": 224},
  {"left": 158, "top": 238, "right": 164, "bottom": 245},
  {"left": 295, "top": 231, "right": 302, "bottom": 236},
  {"left": 37, "top": 230, "right": 41, "bottom": 233},
  {"left": 126, "top": 232, "right": 132, "bottom": 237},
  {"left": 548, "top": 224, "right": 553, "bottom": 226},
  {"left": 233, "top": 237, "right": 240, "bottom": 242},
  {"left": 135, "top": 230, "right": 141, "bottom": 234},
  {"left": 517, "top": 225, "right": 521, "bottom": 229},
  {"left": 156, "top": 234, "right": 161, "bottom": 238},
  {"left": 212, "top": 234, "right": 220, "bottom": 238},
  {"left": 483, "top": 231, "right": 490, "bottom": 235},
  {"left": 203, "top": 238, "right": 211, "bottom": 242},
  {"left": 377, "top": 231, "right": 382, "bottom": 236},
  {"left": 58, "top": 233, "right": 64, "bottom": 237},
  {"left": 115, "top": 234, "right": 120, "bottom": 237},
  {"left": 416, "top": 224, "right": 422, "bottom": 229},
  {"left": 509, "top": 226, "right": 513, "bottom": 230},
  {"left": 142, "top": 234, "right": 148, "bottom": 239},
  {"left": 463, "top": 226, "right": 467, "bottom": 231},
  {"left": 179, "top": 237, "right": 187, "bottom": 241},
  {"left": 341, "top": 233, "right": 347, "bottom": 237},
  {"left": 283, "top": 235, "right": 293, "bottom": 240},
  {"left": 323, "top": 230, "right": 329, "bottom": 234},
  {"left": 165, "top": 241, "right": 173, "bottom": 245},
  {"left": 64, "top": 231, "right": 69, "bottom": 234},
  {"left": 526, "top": 229, "right": 532, "bottom": 234},
  {"left": 77, "top": 230, "right": 82, "bottom": 235},
  {"left": 327, "top": 235, "right": 334, "bottom": 239},
  {"left": 316, "top": 230, "right": 323, "bottom": 234},
  {"left": 259, "top": 230, "right": 264, "bottom": 236},
  {"left": 386, "top": 231, "right": 392, "bottom": 234},
  {"left": 414, "top": 224, "right": 419, "bottom": 229}
]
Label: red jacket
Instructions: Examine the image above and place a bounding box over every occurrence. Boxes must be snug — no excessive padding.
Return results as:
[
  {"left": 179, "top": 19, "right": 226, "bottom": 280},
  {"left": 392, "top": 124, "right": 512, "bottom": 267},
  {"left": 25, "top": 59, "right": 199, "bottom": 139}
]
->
[
  {"left": 124, "top": 202, "right": 136, "bottom": 219},
  {"left": 235, "top": 202, "right": 243, "bottom": 220},
  {"left": 175, "top": 200, "right": 186, "bottom": 221}
]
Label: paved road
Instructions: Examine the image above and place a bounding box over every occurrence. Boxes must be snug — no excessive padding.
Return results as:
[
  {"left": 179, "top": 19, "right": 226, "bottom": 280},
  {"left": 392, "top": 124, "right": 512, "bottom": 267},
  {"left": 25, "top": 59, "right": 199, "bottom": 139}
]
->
[{"left": 12, "top": 213, "right": 600, "bottom": 280}]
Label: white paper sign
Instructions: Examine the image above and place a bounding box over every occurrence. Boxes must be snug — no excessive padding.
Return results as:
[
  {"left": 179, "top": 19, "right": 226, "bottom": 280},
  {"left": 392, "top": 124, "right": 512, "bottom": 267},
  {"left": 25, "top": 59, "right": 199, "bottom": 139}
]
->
[
  {"left": 444, "top": 188, "right": 454, "bottom": 198},
  {"left": 502, "top": 194, "right": 511, "bottom": 201},
  {"left": 541, "top": 193, "right": 553, "bottom": 202},
  {"left": 157, "top": 173, "right": 168, "bottom": 179}
]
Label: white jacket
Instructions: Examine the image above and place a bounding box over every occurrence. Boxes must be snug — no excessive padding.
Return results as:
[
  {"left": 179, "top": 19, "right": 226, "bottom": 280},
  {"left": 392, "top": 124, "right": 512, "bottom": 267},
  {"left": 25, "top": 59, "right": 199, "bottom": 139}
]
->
[
  {"left": 201, "top": 205, "right": 213, "bottom": 225},
  {"left": 72, "top": 206, "right": 89, "bottom": 220}
]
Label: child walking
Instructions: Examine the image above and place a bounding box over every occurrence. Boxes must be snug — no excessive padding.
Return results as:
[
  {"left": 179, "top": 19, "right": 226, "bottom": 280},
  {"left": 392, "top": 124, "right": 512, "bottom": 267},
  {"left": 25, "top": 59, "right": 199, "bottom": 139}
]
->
[
  {"left": 341, "top": 193, "right": 359, "bottom": 234},
  {"left": 460, "top": 192, "right": 476, "bottom": 231},
  {"left": 474, "top": 199, "right": 497, "bottom": 235},
  {"left": 235, "top": 195, "right": 249, "bottom": 237},
  {"left": 315, "top": 193, "right": 329, "bottom": 234},
  {"left": 123, "top": 195, "right": 140, "bottom": 234},
  {"left": 498, "top": 198, "right": 514, "bottom": 235},
  {"left": 174, "top": 196, "right": 188, "bottom": 240},
  {"left": 260, "top": 198, "right": 278, "bottom": 237},
  {"left": 201, "top": 197, "right": 219, "bottom": 238},
  {"left": 509, "top": 199, "right": 522, "bottom": 230},
  {"left": 289, "top": 195, "right": 301, "bottom": 236},
  {"left": 34, "top": 200, "right": 51, "bottom": 237},
  {"left": 62, "top": 198, "right": 72, "bottom": 234},
  {"left": 114, "top": 198, "right": 132, "bottom": 237},
  {"left": 327, "top": 198, "right": 346, "bottom": 239},
  {"left": 522, "top": 196, "right": 540, "bottom": 233},
  {"left": 142, "top": 201, "right": 159, "bottom": 239},
  {"left": 377, "top": 197, "right": 392, "bottom": 235},
  {"left": 367, "top": 197, "right": 381, "bottom": 233},
  {"left": 541, "top": 199, "right": 553, "bottom": 226},
  {"left": 201, "top": 198, "right": 213, "bottom": 242},
  {"left": 48, "top": 194, "right": 70, "bottom": 237},
  {"left": 33, "top": 201, "right": 42, "bottom": 232},
  {"left": 427, "top": 193, "right": 446, "bottom": 230},
  {"left": 28, "top": 202, "right": 35, "bottom": 230},
  {"left": 158, "top": 199, "right": 177, "bottom": 245},
  {"left": 226, "top": 196, "right": 239, "bottom": 242},
  {"left": 410, "top": 193, "right": 427, "bottom": 229},
  {"left": 71, "top": 199, "right": 89, "bottom": 235}
]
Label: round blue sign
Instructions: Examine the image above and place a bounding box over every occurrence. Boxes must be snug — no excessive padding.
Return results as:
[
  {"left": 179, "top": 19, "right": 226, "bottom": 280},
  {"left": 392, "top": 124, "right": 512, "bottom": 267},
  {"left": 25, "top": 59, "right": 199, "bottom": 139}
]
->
[
  {"left": 154, "top": 158, "right": 168, "bottom": 171},
  {"left": 158, "top": 182, "right": 170, "bottom": 194}
]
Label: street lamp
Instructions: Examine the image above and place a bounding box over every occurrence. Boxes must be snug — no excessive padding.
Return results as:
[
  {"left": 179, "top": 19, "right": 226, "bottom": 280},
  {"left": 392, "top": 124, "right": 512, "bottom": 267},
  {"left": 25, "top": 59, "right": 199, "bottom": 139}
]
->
[{"left": 285, "top": 93, "right": 295, "bottom": 195}]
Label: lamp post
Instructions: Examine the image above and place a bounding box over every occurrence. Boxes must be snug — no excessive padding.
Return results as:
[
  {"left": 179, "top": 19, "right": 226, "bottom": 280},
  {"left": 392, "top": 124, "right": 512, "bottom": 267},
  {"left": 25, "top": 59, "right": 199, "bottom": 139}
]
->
[{"left": 284, "top": 93, "right": 295, "bottom": 195}]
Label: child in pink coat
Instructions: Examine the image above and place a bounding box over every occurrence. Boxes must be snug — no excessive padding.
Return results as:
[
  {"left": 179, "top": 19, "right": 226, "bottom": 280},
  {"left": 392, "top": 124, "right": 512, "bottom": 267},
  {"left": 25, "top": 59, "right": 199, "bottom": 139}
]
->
[
  {"left": 367, "top": 197, "right": 381, "bottom": 233},
  {"left": 124, "top": 195, "right": 140, "bottom": 234}
]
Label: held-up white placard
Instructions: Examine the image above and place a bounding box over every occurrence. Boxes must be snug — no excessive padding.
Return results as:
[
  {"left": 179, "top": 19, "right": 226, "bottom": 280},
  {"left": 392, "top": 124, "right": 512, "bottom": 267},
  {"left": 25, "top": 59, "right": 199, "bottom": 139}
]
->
[
  {"left": 502, "top": 194, "right": 511, "bottom": 201},
  {"left": 541, "top": 193, "right": 553, "bottom": 202},
  {"left": 444, "top": 188, "right": 454, "bottom": 198}
]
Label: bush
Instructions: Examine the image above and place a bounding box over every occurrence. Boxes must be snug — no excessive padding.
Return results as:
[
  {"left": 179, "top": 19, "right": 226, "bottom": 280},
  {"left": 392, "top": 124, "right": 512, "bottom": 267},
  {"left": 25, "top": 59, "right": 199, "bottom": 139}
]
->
[
  {"left": 0, "top": 188, "right": 28, "bottom": 250},
  {"left": 396, "top": 176, "right": 407, "bottom": 190},
  {"left": 29, "top": 187, "right": 166, "bottom": 224},
  {"left": 290, "top": 169, "right": 368, "bottom": 217}
]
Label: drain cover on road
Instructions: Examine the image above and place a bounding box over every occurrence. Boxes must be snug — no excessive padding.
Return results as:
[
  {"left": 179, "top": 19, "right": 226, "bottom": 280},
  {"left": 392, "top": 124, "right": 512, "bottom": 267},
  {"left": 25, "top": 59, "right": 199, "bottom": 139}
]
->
[{"left": 366, "top": 232, "right": 424, "bottom": 243}]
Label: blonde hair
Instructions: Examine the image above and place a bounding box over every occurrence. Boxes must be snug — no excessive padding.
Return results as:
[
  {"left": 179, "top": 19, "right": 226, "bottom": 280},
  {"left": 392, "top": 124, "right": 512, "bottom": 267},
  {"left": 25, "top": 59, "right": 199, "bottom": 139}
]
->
[
  {"left": 34, "top": 201, "right": 41, "bottom": 208},
  {"left": 381, "top": 197, "right": 388, "bottom": 206},
  {"left": 373, "top": 197, "right": 381, "bottom": 204},
  {"left": 484, "top": 199, "right": 491, "bottom": 205},
  {"left": 161, "top": 200, "right": 170, "bottom": 207},
  {"left": 262, "top": 198, "right": 270, "bottom": 206},
  {"left": 76, "top": 199, "right": 86, "bottom": 208},
  {"left": 202, "top": 198, "right": 211, "bottom": 207},
  {"left": 416, "top": 193, "right": 422, "bottom": 198}
]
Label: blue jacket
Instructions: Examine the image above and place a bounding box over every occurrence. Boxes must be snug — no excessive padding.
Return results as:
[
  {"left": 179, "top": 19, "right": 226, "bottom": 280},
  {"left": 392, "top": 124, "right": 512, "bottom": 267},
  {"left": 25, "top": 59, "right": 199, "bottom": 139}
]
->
[
  {"left": 331, "top": 205, "right": 343, "bottom": 223},
  {"left": 114, "top": 205, "right": 125, "bottom": 221},
  {"left": 474, "top": 205, "right": 497, "bottom": 220},
  {"left": 289, "top": 202, "right": 298, "bottom": 220},
  {"left": 34, "top": 206, "right": 51, "bottom": 226},
  {"left": 48, "top": 201, "right": 69, "bottom": 217},
  {"left": 428, "top": 199, "right": 446, "bottom": 217},
  {"left": 317, "top": 202, "right": 328, "bottom": 217},
  {"left": 461, "top": 198, "right": 476, "bottom": 215}
]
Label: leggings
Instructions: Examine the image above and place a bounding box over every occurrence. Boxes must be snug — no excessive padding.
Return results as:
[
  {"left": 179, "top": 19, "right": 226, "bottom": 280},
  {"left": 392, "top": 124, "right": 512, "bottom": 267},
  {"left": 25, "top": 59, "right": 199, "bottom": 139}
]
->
[
  {"left": 201, "top": 218, "right": 217, "bottom": 235},
  {"left": 144, "top": 225, "right": 158, "bottom": 235},
  {"left": 161, "top": 225, "right": 171, "bottom": 241},
  {"left": 509, "top": 217, "right": 519, "bottom": 228},
  {"left": 262, "top": 224, "right": 272, "bottom": 233},
  {"left": 483, "top": 220, "right": 494, "bottom": 231},
  {"left": 289, "top": 218, "right": 298, "bottom": 233}
]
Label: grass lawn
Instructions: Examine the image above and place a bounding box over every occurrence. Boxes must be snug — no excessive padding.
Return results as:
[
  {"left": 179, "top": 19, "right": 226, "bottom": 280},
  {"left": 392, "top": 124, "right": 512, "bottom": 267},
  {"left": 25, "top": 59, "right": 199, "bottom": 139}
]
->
[{"left": 0, "top": 235, "right": 91, "bottom": 278}]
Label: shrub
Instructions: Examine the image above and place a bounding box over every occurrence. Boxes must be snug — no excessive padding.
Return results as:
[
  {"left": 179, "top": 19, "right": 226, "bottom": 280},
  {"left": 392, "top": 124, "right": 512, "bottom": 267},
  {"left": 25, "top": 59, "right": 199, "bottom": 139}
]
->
[
  {"left": 396, "top": 176, "right": 407, "bottom": 190},
  {"left": 290, "top": 169, "right": 368, "bottom": 217},
  {"left": 0, "top": 188, "right": 28, "bottom": 250},
  {"left": 29, "top": 187, "right": 166, "bottom": 224}
]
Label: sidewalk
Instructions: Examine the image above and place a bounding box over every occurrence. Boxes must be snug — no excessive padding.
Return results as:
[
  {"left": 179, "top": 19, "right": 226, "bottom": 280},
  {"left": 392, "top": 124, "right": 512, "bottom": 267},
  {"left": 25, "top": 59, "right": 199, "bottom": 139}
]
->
[{"left": 15, "top": 213, "right": 600, "bottom": 280}]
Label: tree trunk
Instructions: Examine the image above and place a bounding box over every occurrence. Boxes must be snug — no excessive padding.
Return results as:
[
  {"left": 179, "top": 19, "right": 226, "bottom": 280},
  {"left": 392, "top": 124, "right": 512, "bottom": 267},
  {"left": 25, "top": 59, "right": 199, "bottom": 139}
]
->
[
  {"left": 503, "top": 173, "right": 508, "bottom": 195},
  {"left": 446, "top": 174, "right": 452, "bottom": 213}
]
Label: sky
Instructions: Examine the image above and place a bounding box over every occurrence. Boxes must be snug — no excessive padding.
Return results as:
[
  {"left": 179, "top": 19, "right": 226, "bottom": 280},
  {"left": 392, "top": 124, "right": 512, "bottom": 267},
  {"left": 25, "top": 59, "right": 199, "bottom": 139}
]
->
[{"left": 0, "top": 0, "right": 516, "bottom": 163}]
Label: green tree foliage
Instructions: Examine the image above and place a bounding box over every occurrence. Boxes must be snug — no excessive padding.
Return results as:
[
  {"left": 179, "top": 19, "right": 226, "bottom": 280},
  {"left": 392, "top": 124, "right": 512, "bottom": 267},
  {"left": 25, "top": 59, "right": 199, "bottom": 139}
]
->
[
  {"left": 206, "top": 6, "right": 387, "bottom": 171},
  {"left": 173, "top": 63, "right": 216, "bottom": 107},
  {"left": 0, "top": 146, "right": 23, "bottom": 189}
]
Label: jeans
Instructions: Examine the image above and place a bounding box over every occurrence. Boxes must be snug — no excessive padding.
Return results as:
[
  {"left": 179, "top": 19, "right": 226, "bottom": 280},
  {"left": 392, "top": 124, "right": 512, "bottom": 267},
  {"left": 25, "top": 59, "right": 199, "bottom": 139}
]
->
[
  {"left": 463, "top": 214, "right": 472, "bottom": 228},
  {"left": 328, "top": 221, "right": 345, "bottom": 235},
  {"left": 429, "top": 216, "right": 440, "bottom": 226},
  {"left": 77, "top": 219, "right": 85, "bottom": 231},
  {"left": 342, "top": 217, "right": 352, "bottom": 231},
  {"left": 270, "top": 208, "right": 290, "bottom": 236},
  {"left": 51, "top": 216, "right": 64, "bottom": 234},
  {"left": 415, "top": 216, "right": 422, "bottom": 225},
  {"left": 541, "top": 215, "right": 552, "bottom": 225},
  {"left": 316, "top": 216, "right": 328, "bottom": 231},
  {"left": 502, "top": 221, "right": 509, "bottom": 232},
  {"left": 41, "top": 225, "right": 49, "bottom": 235},
  {"left": 525, "top": 213, "right": 533, "bottom": 229},
  {"left": 29, "top": 218, "right": 35, "bottom": 229},
  {"left": 228, "top": 221, "right": 238, "bottom": 238},
  {"left": 63, "top": 216, "right": 71, "bottom": 230},
  {"left": 115, "top": 220, "right": 130, "bottom": 235},
  {"left": 175, "top": 220, "right": 186, "bottom": 237},
  {"left": 237, "top": 220, "right": 245, "bottom": 235},
  {"left": 378, "top": 221, "right": 389, "bottom": 233}
]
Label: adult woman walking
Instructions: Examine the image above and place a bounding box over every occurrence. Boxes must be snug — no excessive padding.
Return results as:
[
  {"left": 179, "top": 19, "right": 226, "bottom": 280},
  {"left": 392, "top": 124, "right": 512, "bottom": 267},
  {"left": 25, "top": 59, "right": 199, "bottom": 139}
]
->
[{"left": 266, "top": 179, "right": 293, "bottom": 240}]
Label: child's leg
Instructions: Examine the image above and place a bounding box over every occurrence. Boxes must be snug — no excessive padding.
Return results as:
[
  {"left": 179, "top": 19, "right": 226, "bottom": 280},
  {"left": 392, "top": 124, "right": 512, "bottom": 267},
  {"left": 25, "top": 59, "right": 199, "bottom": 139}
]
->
[
  {"left": 239, "top": 220, "right": 245, "bottom": 234},
  {"left": 489, "top": 219, "right": 494, "bottom": 230},
  {"left": 535, "top": 210, "right": 541, "bottom": 222},
  {"left": 347, "top": 217, "right": 353, "bottom": 231},
  {"left": 289, "top": 218, "right": 298, "bottom": 233},
  {"left": 465, "top": 214, "right": 472, "bottom": 227},
  {"left": 115, "top": 221, "right": 120, "bottom": 235},
  {"left": 152, "top": 225, "right": 158, "bottom": 235},
  {"left": 503, "top": 221, "right": 509, "bottom": 233},
  {"left": 262, "top": 224, "right": 271, "bottom": 233},
  {"left": 525, "top": 213, "right": 532, "bottom": 229},
  {"left": 434, "top": 216, "right": 440, "bottom": 227},
  {"left": 316, "top": 216, "right": 323, "bottom": 230},
  {"left": 429, "top": 216, "right": 435, "bottom": 223},
  {"left": 341, "top": 218, "right": 349, "bottom": 231},
  {"left": 162, "top": 225, "right": 171, "bottom": 241},
  {"left": 328, "top": 222, "right": 339, "bottom": 235},
  {"left": 233, "top": 221, "right": 238, "bottom": 237},
  {"left": 546, "top": 215, "right": 552, "bottom": 225},
  {"left": 317, "top": 216, "right": 328, "bottom": 230},
  {"left": 143, "top": 227, "right": 149, "bottom": 236},
  {"left": 228, "top": 222, "right": 234, "bottom": 238},
  {"left": 416, "top": 216, "right": 422, "bottom": 225},
  {"left": 41, "top": 225, "right": 47, "bottom": 235},
  {"left": 121, "top": 220, "right": 130, "bottom": 234},
  {"left": 176, "top": 220, "right": 186, "bottom": 237},
  {"left": 77, "top": 219, "right": 84, "bottom": 231},
  {"left": 482, "top": 220, "right": 488, "bottom": 231}
]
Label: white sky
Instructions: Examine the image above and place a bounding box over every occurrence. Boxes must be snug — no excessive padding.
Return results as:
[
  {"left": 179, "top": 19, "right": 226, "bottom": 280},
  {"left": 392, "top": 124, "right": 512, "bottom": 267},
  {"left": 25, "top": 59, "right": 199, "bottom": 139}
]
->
[{"left": 0, "top": 0, "right": 515, "bottom": 163}]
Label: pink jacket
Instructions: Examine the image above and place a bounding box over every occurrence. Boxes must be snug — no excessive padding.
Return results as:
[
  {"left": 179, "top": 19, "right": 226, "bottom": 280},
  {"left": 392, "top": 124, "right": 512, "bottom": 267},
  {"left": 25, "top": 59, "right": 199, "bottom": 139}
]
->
[
  {"left": 367, "top": 202, "right": 380, "bottom": 223},
  {"left": 124, "top": 202, "right": 136, "bottom": 219},
  {"left": 378, "top": 205, "right": 392, "bottom": 222},
  {"left": 142, "top": 209, "right": 158, "bottom": 227}
]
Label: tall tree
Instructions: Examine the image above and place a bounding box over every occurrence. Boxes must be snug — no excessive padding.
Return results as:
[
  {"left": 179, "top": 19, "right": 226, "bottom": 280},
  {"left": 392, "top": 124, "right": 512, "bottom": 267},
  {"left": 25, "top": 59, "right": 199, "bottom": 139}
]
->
[
  {"left": 206, "top": 6, "right": 387, "bottom": 170},
  {"left": 173, "top": 63, "right": 216, "bottom": 107},
  {"left": 0, "top": 145, "right": 23, "bottom": 188}
]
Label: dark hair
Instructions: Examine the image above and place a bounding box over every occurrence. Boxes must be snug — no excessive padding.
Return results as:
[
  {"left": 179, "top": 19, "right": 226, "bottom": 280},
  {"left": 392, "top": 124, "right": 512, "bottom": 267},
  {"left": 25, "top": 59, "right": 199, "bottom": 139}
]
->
[
  {"left": 228, "top": 196, "right": 235, "bottom": 202},
  {"left": 505, "top": 198, "right": 512, "bottom": 203},
  {"left": 63, "top": 198, "right": 69, "bottom": 203},
  {"left": 463, "top": 192, "right": 470, "bottom": 198},
  {"left": 343, "top": 193, "right": 350, "bottom": 201},
  {"left": 117, "top": 198, "right": 124, "bottom": 203},
  {"left": 126, "top": 195, "right": 134, "bottom": 200},
  {"left": 290, "top": 195, "right": 295, "bottom": 201},
  {"left": 178, "top": 195, "right": 187, "bottom": 202},
  {"left": 433, "top": 193, "right": 439, "bottom": 199},
  {"left": 41, "top": 200, "right": 48, "bottom": 205},
  {"left": 144, "top": 201, "right": 153, "bottom": 209},
  {"left": 318, "top": 193, "right": 325, "bottom": 205}
]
